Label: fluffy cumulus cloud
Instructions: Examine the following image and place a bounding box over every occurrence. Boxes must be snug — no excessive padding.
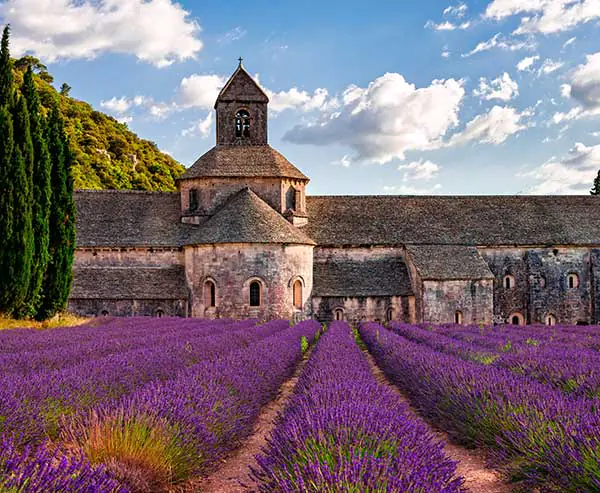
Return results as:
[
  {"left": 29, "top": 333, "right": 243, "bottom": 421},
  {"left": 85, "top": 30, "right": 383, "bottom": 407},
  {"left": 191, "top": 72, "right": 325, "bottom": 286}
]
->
[
  {"left": 398, "top": 159, "right": 440, "bottom": 181},
  {"left": 537, "top": 59, "right": 564, "bottom": 76},
  {"left": 100, "top": 96, "right": 133, "bottom": 114},
  {"left": 283, "top": 73, "right": 465, "bottom": 164},
  {"left": 516, "top": 55, "right": 540, "bottom": 71},
  {"left": 181, "top": 112, "right": 213, "bottom": 138},
  {"left": 265, "top": 87, "right": 334, "bottom": 114},
  {"left": 448, "top": 106, "right": 532, "bottom": 146},
  {"left": 473, "top": 72, "right": 519, "bottom": 101},
  {"left": 484, "top": 0, "right": 600, "bottom": 34},
  {"left": 0, "top": 0, "right": 202, "bottom": 67},
  {"left": 520, "top": 142, "right": 600, "bottom": 194},
  {"left": 178, "top": 74, "right": 228, "bottom": 109},
  {"left": 553, "top": 52, "right": 600, "bottom": 123}
]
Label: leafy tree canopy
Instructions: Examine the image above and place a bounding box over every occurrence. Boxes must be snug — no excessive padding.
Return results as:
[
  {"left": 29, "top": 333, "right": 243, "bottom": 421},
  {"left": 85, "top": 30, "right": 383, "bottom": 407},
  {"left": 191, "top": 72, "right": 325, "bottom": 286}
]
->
[{"left": 12, "top": 56, "right": 185, "bottom": 191}]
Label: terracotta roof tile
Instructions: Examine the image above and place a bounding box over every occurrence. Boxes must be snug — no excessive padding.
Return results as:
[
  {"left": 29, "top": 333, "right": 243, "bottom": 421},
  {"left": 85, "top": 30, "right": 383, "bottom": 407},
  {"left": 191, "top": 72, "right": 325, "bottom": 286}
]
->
[
  {"left": 406, "top": 245, "right": 494, "bottom": 280},
  {"left": 180, "top": 145, "right": 309, "bottom": 180},
  {"left": 71, "top": 266, "right": 188, "bottom": 299},
  {"left": 313, "top": 258, "right": 412, "bottom": 297},
  {"left": 183, "top": 187, "right": 316, "bottom": 245}
]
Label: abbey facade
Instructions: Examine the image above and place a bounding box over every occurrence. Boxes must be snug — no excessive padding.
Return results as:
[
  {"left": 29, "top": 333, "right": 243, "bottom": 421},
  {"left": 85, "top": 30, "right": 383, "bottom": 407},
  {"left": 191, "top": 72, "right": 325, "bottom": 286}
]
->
[{"left": 69, "top": 63, "right": 600, "bottom": 326}]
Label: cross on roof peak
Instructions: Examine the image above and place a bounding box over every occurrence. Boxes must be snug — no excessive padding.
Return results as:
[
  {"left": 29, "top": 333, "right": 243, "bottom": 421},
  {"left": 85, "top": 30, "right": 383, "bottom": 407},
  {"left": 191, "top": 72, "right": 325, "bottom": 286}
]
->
[{"left": 238, "top": 56, "right": 244, "bottom": 67}]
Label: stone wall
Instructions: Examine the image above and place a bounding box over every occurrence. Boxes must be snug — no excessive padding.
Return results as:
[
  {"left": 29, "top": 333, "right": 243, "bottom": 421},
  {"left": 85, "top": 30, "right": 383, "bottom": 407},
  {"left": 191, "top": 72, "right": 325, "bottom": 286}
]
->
[
  {"left": 68, "top": 299, "right": 188, "bottom": 318},
  {"left": 312, "top": 295, "right": 415, "bottom": 325},
  {"left": 185, "top": 243, "right": 313, "bottom": 320},
  {"left": 421, "top": 279, "right": 494, "bottom": 324},
  {"left": 480, "top": 247, "right": 592, "bottom": 324},
  {"left": 75, "top": 248, "right": 184, "bottom": 267},
  {"left": 180, "top": 178, "right": 306, "bottom": 219},
  {"left": 216, "top": 100, "right": 268, "bottom": 146}
]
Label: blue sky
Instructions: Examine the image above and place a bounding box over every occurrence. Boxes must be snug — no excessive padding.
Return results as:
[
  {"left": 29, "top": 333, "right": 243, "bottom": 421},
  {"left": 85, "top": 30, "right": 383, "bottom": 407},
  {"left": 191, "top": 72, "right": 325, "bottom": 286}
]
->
[{"left": 2, "top": 0, "right": 600, "bottom": 195}]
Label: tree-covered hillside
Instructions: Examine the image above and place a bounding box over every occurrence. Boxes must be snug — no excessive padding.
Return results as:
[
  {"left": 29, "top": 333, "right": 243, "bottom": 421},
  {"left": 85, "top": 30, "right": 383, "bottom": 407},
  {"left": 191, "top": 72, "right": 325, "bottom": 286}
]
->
[{"left": 13, "top": 57, "right": 185, "bottom": 191}]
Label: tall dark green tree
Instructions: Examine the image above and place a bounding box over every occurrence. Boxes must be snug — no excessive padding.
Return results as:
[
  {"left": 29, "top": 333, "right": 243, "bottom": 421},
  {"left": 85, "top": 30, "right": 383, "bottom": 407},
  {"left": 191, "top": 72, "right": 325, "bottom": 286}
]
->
[
  {"left": 23, "top": 65, "right": 51, "bottom": 316},
  {"left": 0, "top": 106, "right": 15, "bottom": 312},
  {"left": 0, "top": 26, "right": 12, "bottom": 107},
  {"left": 591, "top": 170, "right": 600, "bottom": 196},
  {"left": 9, "top": 95, "right": 35, "bottom": 316},
  {"left": 39, "top": 104, "right": 76, "bottom": 319}
]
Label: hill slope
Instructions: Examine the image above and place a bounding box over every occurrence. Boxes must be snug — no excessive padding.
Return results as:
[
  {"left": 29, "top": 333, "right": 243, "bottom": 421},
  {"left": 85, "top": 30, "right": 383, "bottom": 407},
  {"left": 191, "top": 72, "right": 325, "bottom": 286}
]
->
[{"left": 14, "top": 57, "right": 185, "bottom": 191}]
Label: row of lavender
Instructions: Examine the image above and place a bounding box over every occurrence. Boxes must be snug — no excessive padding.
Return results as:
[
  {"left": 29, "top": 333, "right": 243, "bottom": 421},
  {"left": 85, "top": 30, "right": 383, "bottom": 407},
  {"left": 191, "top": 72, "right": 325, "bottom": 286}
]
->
[
  {"left": 0, "top": 317, "right": 273, "bottom": 445},
  {"left": 253, "top": 321, "right": 463, "bottom": 492},
  {"left": 392, "top": 322, "right": 600, "bottom": 398},
  {"left": 361, "top": 322, "right": 600, "bottom": 492},
  {"left": 0, "top": 318, "right": 321, "bottom": 491}
]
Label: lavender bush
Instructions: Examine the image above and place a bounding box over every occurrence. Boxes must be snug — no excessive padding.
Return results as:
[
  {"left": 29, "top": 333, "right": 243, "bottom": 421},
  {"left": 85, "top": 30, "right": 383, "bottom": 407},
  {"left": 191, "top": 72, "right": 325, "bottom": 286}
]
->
[{"left": 253, "top": 321, "right": 463, "bottom": 493}]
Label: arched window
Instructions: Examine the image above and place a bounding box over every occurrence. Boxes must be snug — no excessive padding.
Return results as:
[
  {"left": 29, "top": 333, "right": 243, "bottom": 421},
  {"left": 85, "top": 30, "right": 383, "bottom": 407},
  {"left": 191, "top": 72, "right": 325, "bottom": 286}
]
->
[
  {"left": 568, "top": 273, "right": 579, "bottom": 289},
  {"left": 204, "top": 280, "right": 216, "bottom": 307},
  {"left": 235, "top": 109, "right": 250, "bottom": 138},
  {"left": 386, "top": 308, "right": 394, "bottom": 323},
  {"left": 503, "top": 275, "right": 515, "bottom": 289},
  {"left": 334, "top": 308, "right": 344, "bottom": 321},
  {"left": 100, "top": 310, "right": 109, "bottom": 317},
  {"left": 546, "top": 314, "right": 557, "bottom": 326},
  {"left": 286, "top": 186, "right": 297, "bottom": 210},
  {"left": 156, "top": 309, "right": 164, "bottom": 318},
  {"left": 250, "top": 281, "right": 261, "bottom": 307},
  {"left": 292, "top": 280, "right": 302, "bottom": 309},
  {"left": 189, "top": 188, "right": 198, "bottom": 211},
  {"left": 455, "top": 311, "right": 463, "bottom": 324},
  {"left": 509, "top": 312, "right": 524, "bottom": 326}
]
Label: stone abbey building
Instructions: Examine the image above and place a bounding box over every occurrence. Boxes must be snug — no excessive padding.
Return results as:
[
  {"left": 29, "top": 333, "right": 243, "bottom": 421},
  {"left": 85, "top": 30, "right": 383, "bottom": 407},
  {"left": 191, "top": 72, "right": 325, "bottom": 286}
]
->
[{"left": 70, "top": 63, "right": 600, "bottom": 326}]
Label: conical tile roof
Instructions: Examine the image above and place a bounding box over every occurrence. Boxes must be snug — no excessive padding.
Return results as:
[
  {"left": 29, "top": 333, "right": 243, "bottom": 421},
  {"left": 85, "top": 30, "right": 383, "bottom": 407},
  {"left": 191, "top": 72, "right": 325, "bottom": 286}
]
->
[{"left": 184, "top": 187, "right": 315, "bottom": 246}]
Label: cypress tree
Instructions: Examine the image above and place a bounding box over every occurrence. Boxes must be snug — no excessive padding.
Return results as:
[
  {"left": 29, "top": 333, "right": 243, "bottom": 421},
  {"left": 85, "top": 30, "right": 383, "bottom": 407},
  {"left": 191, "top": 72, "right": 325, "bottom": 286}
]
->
[
  {"left": 23, "top": 65, "right": 51, "bottom": 316},
  {"left": 39, "top": 104, "right": 76, "bottom": 319},
  {"left": 0, "top": 26, "right": 12, "bottom": 107},
  {"left": 0, "top": 106, "right": 14, "bottom": 313},
  {"left": 8, "top": 95, "right": 34, "bottom": 317},
  {"left": 591, "top": 170, "right": 600, "bottom": 196}
]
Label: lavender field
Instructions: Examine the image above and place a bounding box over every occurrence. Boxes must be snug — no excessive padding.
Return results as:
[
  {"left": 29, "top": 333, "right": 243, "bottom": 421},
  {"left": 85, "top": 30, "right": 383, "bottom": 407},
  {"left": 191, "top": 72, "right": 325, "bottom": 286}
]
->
[{"left": 1, "top": 318, "right": 599, "bottom": 492}]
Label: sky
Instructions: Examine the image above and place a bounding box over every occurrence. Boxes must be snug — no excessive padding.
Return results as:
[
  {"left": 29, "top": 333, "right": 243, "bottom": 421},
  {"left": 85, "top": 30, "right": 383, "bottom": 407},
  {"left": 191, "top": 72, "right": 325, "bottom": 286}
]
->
[{"left": 1, "top": 0, "right": 600, "bottom": 196}]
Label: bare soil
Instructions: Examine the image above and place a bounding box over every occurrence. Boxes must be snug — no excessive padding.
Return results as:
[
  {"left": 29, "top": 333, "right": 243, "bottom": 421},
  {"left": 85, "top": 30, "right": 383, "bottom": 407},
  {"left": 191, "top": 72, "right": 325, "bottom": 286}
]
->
[
  {"left": 363, "top": 349, "right": 512, "bottom": 493},
  {"left": 169, "top": 352, "right": 311, "bottom": 493}
]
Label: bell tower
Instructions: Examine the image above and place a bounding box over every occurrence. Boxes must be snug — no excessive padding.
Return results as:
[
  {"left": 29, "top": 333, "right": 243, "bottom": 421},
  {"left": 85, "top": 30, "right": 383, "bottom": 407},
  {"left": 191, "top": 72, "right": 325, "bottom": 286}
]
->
[{"left": 215, "top": 58, "right": 269, "bottom": 146}]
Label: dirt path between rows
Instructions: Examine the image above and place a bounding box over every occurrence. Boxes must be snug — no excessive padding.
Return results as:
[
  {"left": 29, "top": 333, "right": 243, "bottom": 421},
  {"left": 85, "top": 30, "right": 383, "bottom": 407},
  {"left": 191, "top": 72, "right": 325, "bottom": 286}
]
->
[
  {"left": 362, "top": 349, "right": 512, "bottom": 493},
  {"left": 169, "top": 351, "right": 310, "bottom": 493}
]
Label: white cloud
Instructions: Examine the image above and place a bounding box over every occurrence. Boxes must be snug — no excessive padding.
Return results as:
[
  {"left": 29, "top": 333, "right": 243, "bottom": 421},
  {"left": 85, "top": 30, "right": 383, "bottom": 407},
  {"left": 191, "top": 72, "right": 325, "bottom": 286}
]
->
[
  {"left": 1, "top": 0, "right": 202, "bottom": 67},
  {"left": 463, "top": 33, "right": 536, "bottom": 57},
  {"left": 283, "top": 73, "right": 465, "bottom": 164},
  {"left": 425, "top": 20, "right": 471, "bottom": 31},
  {"left": 537, "top": 59, "right": 564, "bottom": 76},
  {"left": 563, "top": 36, "right": 577, "bottom": 49},
  {"left": 520, "top": 142, "right": 600, "bottom": 194},
  {"left": 569, "top": 52, "right": 600, "bottom": 109},
  {"left": 398, "top": 159, "right": 440, "bottom": 181},
  {"left": 265, "top": 87, "right": 334, "bottom": 114},
  {"left": 116, "top": 115, "right": 133, "bottom": 125},
  {"left": 181, "top": 112, "right": 213, "bottom": 138},
  {"left": 448, "top": 106, "right": 532, "bottom": 146},
  {"left": 516, "top": 55, "right": 540, "bottom": 71},
  {"left": 383, "top": 183, "right": 442, "bottom": 195},
  {"left": 473, "top": 72, "right": 519, "bottom": 101},
  {"left": 443, "top": 3, "right": 468, "bottom": 17},
  {"left": 552, "top": 52, "right": 600, "bottom": 123},
  {"left": 178, "top": 74, "right": 228, "bottom": 109},
  {"left": 101, "top": 97, "right": 132, "bottom": 114},
  {"left": 484, "top": 0, "right": 600, "bottom": 34}
]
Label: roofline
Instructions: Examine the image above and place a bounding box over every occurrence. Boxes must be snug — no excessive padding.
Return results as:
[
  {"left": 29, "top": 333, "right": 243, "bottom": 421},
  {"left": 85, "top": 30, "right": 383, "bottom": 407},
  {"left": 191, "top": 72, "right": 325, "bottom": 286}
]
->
[
  {"left": 214, "top": 64, "right": 270, "bottom": 109},
  {"left": 307, "top": 194, "right": 600, "bottom": 199}
]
